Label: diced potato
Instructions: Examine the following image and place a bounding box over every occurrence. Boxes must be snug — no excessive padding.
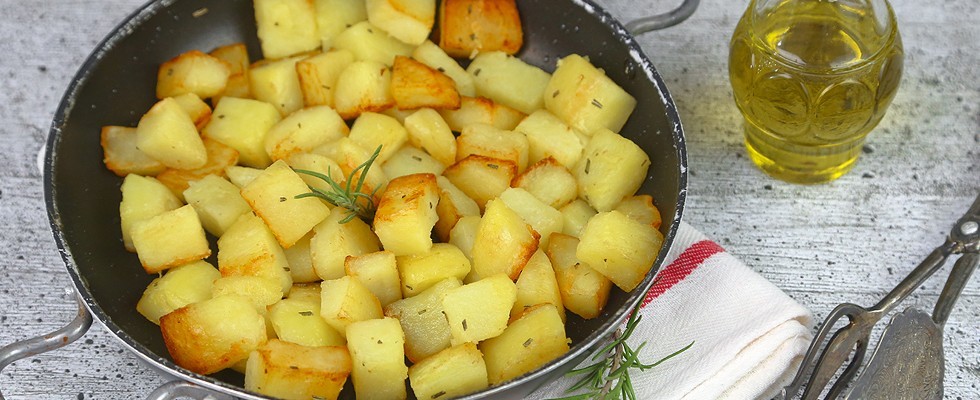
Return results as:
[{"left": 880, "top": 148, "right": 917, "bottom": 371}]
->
[
  {"left": 574, "top": 128, "right": 650, "bottom": 211},
  {"left": 245, "top": 339, "right": 351, "bottom": 400},
  {"left": 480, "top": 303, "right": 569, "bottom": 385},
  {"left": 241, "top": 160, "right": 332, "bottom": 248},
  {"left": 373, "top": 173, "right": 440, "bottom": 256},
  {"left": 412, "top": 40, "right": 476, "bottom": 97},
  {"left": 366, "top": 0, "right": 435, "bottom": 45},
  {"left": 283, "top": 232, "right": 320, "bottom": 283},
  {"left": 284, "top": 152, "right": 345, "bottom": 198},
  {"left": 156, "top": 138, "right": 240, "bottom": 201},
  {"left": 214, "top": 73, "right": 253, "bottom": 104},
  {"left": 560, "top": 199, "right": 597, "bottom": 238},
  {"left": 132, "top": 205, "right": 211, "bottom": 274},
  {"left": 403, "top": 108, "right": 456, "bottom": 166},
  {"left": 512, "top": 250, "right": 564, "bottom": 322},
  {"left": 333, "top": 60, "right": 396, "bottom": 120},
  {"left": 211, "top": 275, "right": 284, "bottom": 311},
  {"left": 576, "top": 210, "right": 664, "bottom": 291},
  {"left": 470, "top": 199, "right": 539, "bottom": 281},
  {"left": 253, "top": 0, "right": 320, "bottom": 59},
  {"left": 382, "top": 107, "right": 415, "bottom": 123},
  {"left": 442, "top": 274, "right": 517, "bottom": 345},
  {"left": 265, "top": 105, "right": 349, "bottom": 161},
  {"left": 498, "top": 187, "right": 562, "bottom": 249},
  {"left": 439, "top": 0, "right": 523, "bottom": 57},
  {"left": 320, "top": 276, "right": 384, "bottom": 337},
  {"left": 408, "top": 343, "right": 489, "bottom": 399},
  {"left": 209, "top": 43, "right": 250, "bottom": 76},
  {"left": 384, "top": 277, "right": 461, "bottom": 362},
  {"left": 296, "top": 49, "right": 356, "bottom": 108},
  {"left": 101, "top": 126, "right": 166, "bottom": 177},
  {"left": 218, "top": 213, "right": 294, "bottom": 294},
  {"left": 345, "top": 251, "right": 402, "bottom": 307},
  {"left": 156, "top": 50, "right": 231, "bottom": 99},
  {"left": 433, "top": 176, "right": 479, "bottom": 242},
  {"left": 183, "top": 174, "right": 251, "bottom": 237},
  {"left": 136, "top": 97, "right": 208, "bottom": 170},
  {"left": 333, "top": 21, "right": 414, "bottom": 66},
  {"left": 348, "top": 112, "right": 407, "bottom": 163},
  {"left": 448, "top": 215, "right": 481, "bottom": 265},
  {"left": 443, "top": 155, "right": 518, "bottom": 212},
  {"left": 391, "top": 55, "right": 461, "bottom": 111},
  {"left": 160, "top": 294, "right": 267, "bottom": 375},
  {"left": 468, "top": 51, "right": 550, "bottom": 114},
  {"left": 439, "top": 96, "right": 525, "bottom": 132},
  {"left": 137, "top": 261, "right": 220, "bottom": 325},
  {"left": 544, "top": 54, "right": 637, "bottom": 134},
  {"left": 615, "top": 194, "right": 663, "bottom": 229},
  {"left": 514, "top": 109, "right": 584, "bottom": 169},
  {"left": 314, "top": 137, "right": 389, "bottom": 200},
  {"left": 313, "top": 0, "right": 368, "bottom": 49},
  {"left": 545, "top": 233, "right": 611, "bottom": 319},
  {"left": 226, "top": 165, "right": 264, "bottom": 188},
  {"left": 204, "top": 97, "right": 282, "bottom": 168},
  {"left": 381, "top": 145, "right": 445, "bottom": 179},
  {"left": 171, "top": 92, "right": 213, "bottom": 130},
  {"left": 311, "top": 206, "right": 382, "bottom": 280},
  {"left": 513, "top": 157, "right": 578, "bottom": 210},
  {"left": 396, "top": 243, "right": 470, "bottom": 297},
  {"left": 346, "top": 318, "right": 408, "bottom": 400},
  {"left": 456, "top": 123, "right": 529, "bottom": 172},
  {"left": 268, "top": 291, "right": 346, "bottom": 347},
  {"left": 249, "top": 55, "right": 307, "bottom": 116},
  {"left": 119, "top": 174, "right": 182, "bottom": 252}
]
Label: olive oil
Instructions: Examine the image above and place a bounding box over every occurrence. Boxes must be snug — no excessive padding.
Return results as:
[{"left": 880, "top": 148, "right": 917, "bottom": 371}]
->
[{"left": 729, "top": 0, "right": 903, "bottom": 183}]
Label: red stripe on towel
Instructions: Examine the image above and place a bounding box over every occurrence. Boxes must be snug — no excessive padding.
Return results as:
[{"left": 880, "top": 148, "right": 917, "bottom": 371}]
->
[{"left": 641, "top": 240, "right": 724, "bottom": 308}]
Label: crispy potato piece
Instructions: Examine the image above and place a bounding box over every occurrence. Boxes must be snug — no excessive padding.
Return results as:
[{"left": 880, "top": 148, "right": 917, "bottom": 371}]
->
[
  {"left": 345, "top": 250, "right": 402, "bottom": 307},
  {"left": 511, "top": 250, "right": 565, "bottom": 322},
  {"left": 442, "top": 274, "right": 517, "bottom": 345},
  {"left": 264, "top": 105, "right": 349, "bottom": 161},
  {"left": 171, "top": 92, "right": 213, "bottom": 130},
  {"left": 443, "top": 155, "right": 518, "bottom": 212},
  {"left": 282, "top": 232, "right": 320, "bottom": 283},
  {"left": 217, "top": 213, "right": 293, "bottom": 294},
  {"left": 245, "top": 340, "right": 351, "bottom": 400},
  {"left": 408, "top": 343, "right": 489, "bottom": 399},
  {"left": 574, "top": 128, "right": 650, "bottom": 212},
  {"left": 433, "top": 175, "right": 479, "bottom": 242},
  {"left": 448, "top": 215, "right": 481, "bottom": 267},
  {"left": 253, "top": 0, "right": 320, "bottom": 59},
  {"left": 136, "top": 260, "right": 220, "bottom": 325},
  {"left": 513, "top": 157, "right": 578, "bottom": 209},
  {"left": 381, "top": 145, "right": 445, "bottom": 180},
  {"left": 160, "top": 294, "right": 267, "bottom": 375},
  {"left": 346, "top": 318, "right": 408, "bottom": 400},
  {"left": 119, "top": 174, "right": 182, "bottom": 252},
  {"left": 101, "top": 126, "right": 166, "bottom": 177},
  {"left": 391, "top": 55, "right": 461, "bottom": 111},
  {"left": 333, "top": 21, "right": 414, "bottom": 66},
  {"left": 240, "top": 160, "right": 332, "bottom": 249},
  {"left": 209, "top": 43, "right": 250, "bottom": 75},
  {"left": 310, "top": 205, "right": 382, "bottom": 280},
  {"left": 313, "top": 0, "right": 368, "bottom": 49},
  {"left": 156, "top": 138, "right": 239, "bottom": 201},
  {"left": 545, "top": 233, "right": 611, "bottom": 319},
  {"left": 333, "top": 61, "right": 396, "bottom": 120},
  {"left": 204, "top": 97, "right": 282, "bottom": 168},
  {"left": 577, "top": 210, "right": 664, "bottom": 291},
  {"left": 320, "top": 276, "right": 384, "bottom": 337},
  {"left": 295, "top": 49, "right": 355, "bottom": 108},
  {"left": 225, "top": 165, "right": 264, "bottom": 188},
  {"left": 348, "top": 112, "right": 407, "bottom": 164},
  {"left": 131, "top": 205, "right": 211, "bottom": 274},
  {"left": 470, "top": 199, "right": 539, "bottom": 281},
  {"left": 396, "top": 243, "right": 471, "bottom": 298},
  {"left": 615, "top": 194, "right": 663, "bottom": 229},
  {"left": 544, "top": 54, "right": 637, "bottom": 134},
  {"left": 267, "top": 290, "right": 346, "bottom": 347},
  {"left": 366, "top": 0, "right": 436, "bottom": 45},
  {"left": 211, "top": 275, "right": 283, "bottom": 313},
  {"left": 456, "top": 123, "right": 529, "bottom": 172},
  {"left": 559, "top": 199, "right": 597, "bottom": 238},
  {"left": 468, "top": 51, "right": 550, "bottom": 114},
  {"left": 498, "top": 187, "right": 562, "bottom": 249},
  {"left": 412, "top": 40, "right": 476, "bottom": 96},
  {"left": 182, "top": 174, "right": 251, "bottom": 237},
  {"left": 249, "top": 55, "right": 307, "bottom": 116},
  {"left": 373, "top": 173, "right": 440, "bottom": 256},
  {"left": 514, "top": 109, "right": 584, "bottom": 169},
  {"left": 136, "top": 97, "right": 208, "bottom": 170},
  {"left": 403, "top": 108, "right": 457, "bottom": 166},
  {"left": 384, "top": 277, "right": 461, "bottom": 362},
  {"left": 439, "top": 96, "right": 525, "bottom": 132},
  {"left": 156, "top": 50, "right": 231, "bottom": 99},
  {"left": 439, "top": 0, "right": 523, "bottom": 57},
  {"left": 480, "top": 303, "right": 569, "bottom": 385}
]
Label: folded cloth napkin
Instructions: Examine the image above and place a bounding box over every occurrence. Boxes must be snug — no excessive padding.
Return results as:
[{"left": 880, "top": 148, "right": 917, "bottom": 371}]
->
[{"left": 530, "top": 222, "right": 814, "bottom": 400}]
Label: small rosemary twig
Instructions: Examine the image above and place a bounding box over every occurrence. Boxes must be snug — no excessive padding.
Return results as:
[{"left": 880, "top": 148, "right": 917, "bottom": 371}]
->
[{"left": 294, "top": 145, "right": 382, "bottom": 224}]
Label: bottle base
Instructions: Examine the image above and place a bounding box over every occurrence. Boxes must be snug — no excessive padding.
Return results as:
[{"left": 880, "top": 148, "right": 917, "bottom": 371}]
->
[{"left": 743, "top": 124, "right": 863, "bottom": 184}]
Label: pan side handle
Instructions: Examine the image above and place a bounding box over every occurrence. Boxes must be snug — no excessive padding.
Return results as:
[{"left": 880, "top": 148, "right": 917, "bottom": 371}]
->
[
  {"left": 626, "top": 0, "right": 701, "bottom": 34},
  {"left": 146, "top": 381, "right": 236, "bottom": 400},
  {"left": 0, "top": 288, "right": 93, "bottom": 400}
]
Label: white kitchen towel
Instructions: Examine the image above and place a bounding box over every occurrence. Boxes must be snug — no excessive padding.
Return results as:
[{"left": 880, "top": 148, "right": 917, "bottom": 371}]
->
[{"left": 530, "top": 222, "right": 814, "bottom": 400}]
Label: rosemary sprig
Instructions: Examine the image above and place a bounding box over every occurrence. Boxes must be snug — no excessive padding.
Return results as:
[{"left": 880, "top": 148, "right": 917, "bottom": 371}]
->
[
  {"left": 294, "top": 145, "right": 382, "bottom": 224},
  {"left": 553, "top": 301, "right": 694, "bottom": 400}
]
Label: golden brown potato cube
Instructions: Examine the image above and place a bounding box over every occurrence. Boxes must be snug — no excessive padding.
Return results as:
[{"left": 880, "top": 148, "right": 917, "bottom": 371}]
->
[
  {"left": 468, "top": 51, "right": 550, "bottom": 114},
  {"left": 512, "top": 250, "right": 565, "bottom": 323},
  {"left": 311, "top": 206, "right": 382, "bottom": 280},
  {"left": 211, "top": 275, "right": 284, "bottom": 311},
  {"left": 470, "top": 199, "right": 539, "bottom": 281},
  {"left": 218, "top": 213, "right": 293, "bottom": 294},
  {"left": 615, "top": 194, "right": 663, "bottom": 229},
  {"left": 333, "top": 21, "right": 414, "bottom": 66},
  {"left": 245, "top": 339, "right": 351, "bottom": 400},
  {"left": 156, "top": 50, "right": 231, "bottom": 100},
  {"left": 382, "top": 146, "right": 445, "bottom": 180},
  {"left": 396, "top": 243, "right": 470, "bottom": 297},
  {"left": 559, "top": 199, "right": 597, "bottom": 238},
  {"left": 439, "top": 0, "right": 523, "bottom": 57},
  {"left": 264, "top": 105, "right": 349, "bottom": 161},
  {"left": 514, "top": 109, "right": 584, "bottom": 169},
  {"left": 576, "top": 210, "right": 664, "bottom": 292},
  {"left": 439, "top": 96, "right": 525, "bottom": 132},
  {"left": 403, "top": 108, "right": 457, "bottom": 167},
  {"left": 132, "top": 205, "right": 211, "bottom": 274},
  {"left": 137, "top": 260, "right": 220, "bottom": 325},
  {"left": 160, "top": 294, "right": 267, "bottom": 375},
  {"left": 366, "top": 0, "right": 435, "bottom": 45},
  {"left": 545, "top": 233, "right": 611, "bottom": 319},
  {"left": 412, "top": 40, "right": 476, "bottom": 96},
  {"left": 480, "top": 303, "right": 569, "bottom": 385},
  {"left": 101, "top": 126, "right": 166, "bottom": 177},
  {"left": 283, "top": 232, "right": 320, "bottom": 283},
  {"left": 203, "top": 97, "right": 282, "bottom": 168},
  {"left": 156, "top": 138, "right": 240, "bottom": 201},
  {"left": 314, "top": 0, "right": 368, "bottom": 49},
  {"left": 333, "top": 61, "right": 396, "bottom": 120},
  {"left": 384, "top": 277, "right": 461, "bottom": 362},
  {"left": 408, "top": 342, "right": 489, "bottom": 399},
  {"left": 544, "top": 54, "right": 637, "bottom": 134},
  {"left": 442, "top": 273, "right": 517, "bottom": 345},
  {"left": 136, "top": 97, "right": 208, "bottom": 170},
  {"left": 456, "top": 123, "right": 529, "bottom": 172},
  {"left": 575, "top": 128, "right": 651, "bottom": 212},
  {"left": 349, "top": 112, "right": 407, "bottom": 164},
  {"left": 268, "top": 292, "right": 346, "bottom": 347},
  {"left": 209, "top": 43, "right": 250, "bottom": 75},
  {"left": 241, "top": 160, "right": 332, "bottom": 248},
  {"left": 249, "top": 55, "right": 307, "bottom": 116},
  {"left": 171, "top": 92, "right": 213, "bottom": 130},
  {"left": 346, "top": 317, "right": 408, "bottom": 400},
  {"left": 320, "top": 276, "right": 384, "bottom": 336},
  {"left": 513, "top": 157, "right": 578, "bottom": 209},
  {"left": 253, "top": 0, "right": 320, "bottom": 59},
  {"left": 296, "top": 49, "right": 355, "bottom": 108},
  {"left": 345, "top": 251, "right": 402, "bottom": 307},
  {"left": 225, "top": 165, "right": 264, "bottom": 188},
  {"left": 443, "top": 155, "right": 518, "bottom": 212},
  {"left": 498, "top": 187, "right": 562, "bottom": 251},
  {"left": 391, "top": 55, "right": 461, "bottom": 111},
  {"left": 119, "top": 174, "right": 183, "bottom": 252},
  {"left": 182, "top": 174, "right": 251, "bottom": 237},
  {"left": 448, "top": 215, "right": 481, "bottom": 266},
  {"left": 373, "top": 173, "right": 440, "bottom": 256},
  {"left": 433, "top": 176, "right": 479, "bottom": 242}
]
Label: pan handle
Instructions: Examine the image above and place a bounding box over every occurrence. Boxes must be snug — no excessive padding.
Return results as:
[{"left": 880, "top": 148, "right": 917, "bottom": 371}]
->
[
  {"left": 0, "top": 288, "right": 93, "bottom": 400},
  {"left": 625, "top": 0, "right": 701, "bottom": 34},
  {"left": 146, "top": 381, "right": 236, "bottom": 400}
]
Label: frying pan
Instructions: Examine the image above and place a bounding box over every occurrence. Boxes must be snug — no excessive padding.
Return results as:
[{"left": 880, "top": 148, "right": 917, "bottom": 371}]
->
[{"left": 3, "top": 0, "right": 691, "bottom": 398}]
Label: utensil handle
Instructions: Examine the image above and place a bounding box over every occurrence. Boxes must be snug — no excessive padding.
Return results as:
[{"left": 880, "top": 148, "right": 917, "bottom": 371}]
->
[
  {"left": 0, "top": 288, "right": 93, "bottom": 400},
  {"left": 872, "top": 243, "right": 955, "bottom": 313},
  {"left": 146, "top": 381, "right": 236, "bottom": 400},
  {"left": 625, "top": 0, "right": 700, "bottom": 34},
  {"left": 932, "top": 252, "right": 979, "bottom": 325}
]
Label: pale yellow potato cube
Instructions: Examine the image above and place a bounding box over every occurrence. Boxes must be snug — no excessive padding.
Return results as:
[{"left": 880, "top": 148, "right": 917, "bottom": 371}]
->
[
  {"left": 245, "top": 339, "right": 351, "bottom": 400},
  {"left": 408, "top": 342, "right": 488, "bottom": 399},
  {"left": 311, "top": 206, "right": 382, "bottom": 280},
  {"left": 204, "top": 97, "right": 282, "bottom": 168},
  {"left": 544, "top": 54, "right": 637, "bottom": 134},
  {"left": 333, "top": 61, "right": 396, "bottom": 120},
  {"left": 412, "top": 40, "right": 476, "bottom": 96},
  {"left": 171, "top": 92, "right": 213, "bottom": 130},
  {"left": 283, "top": 232, "right": 320, "bottom": 283},
  {"left": 136, "top": 97, "right": 208, "bottom": 170},
  {"left": 346, "top": 317, "right": 408, "bottom": 400},
  {"left": 136, "top": 260, "right": 220, "bottom": 325},
  {"left": 314, "top": 0, "right": 368, "bottom": 49},
  {"left": 296, "top": 49, "right": 355, "bottom": 108},
  {"left": 443, "top": 155, "right": 518, "bottom": 212},
  {"left": 480, "top": 303, "right": 569, "bottom": 385},
  {"left": 433, "top": 176, "right": 479, "bottom": 242},
  {"left": 381, "top": 145, "right": 445, "bottom": 180},
  {"left": 182, "top": 175, "right": 251, "bottom": 237},
  {"left": 214, "top": 73, "right": 253, "bottom": 104},
  {"left": 345, "top": 251, "right": 402, "bottom": 307},
  {"left": 383, "top": 277, "right": 461, "bottom": 362},
  {"left": 576, "top": 210, "right": 664, "bottom": 292},
  {"left": 132, "top": 205, "right": 211, "bottom": 274},
  {"left": 101, "top": 126, "right": 166, "bottom": 177},
  {"left": 513, "top": 157, "right": 578, "bottom": 209},
  {"left": 253, "top": 0, "right": 320, "bottom": 59},
  {"left": 225, "top": 165, "right": 264, "bottom": 188},
  {"left": 514, "top": 109, "right": 584, "bottom": 169},
  {"left": 442, "top": 273, "right": 517, "bottom": 345},
  {"left": 456, "top": 123, "right": 529, "bottom": 172},
  {"left": 218, "top": 213, "right": 293, "bottom": 294},
  {"left": 264, "top": 105, "right": 349, "bottom": 161},
  {"left": 155, "top": 138, "right": 240, "bottom": 202},
  {"left": 545, "top": 233, "right": 611, "bottom": 319},
  {"left": 156, "top": 50, "right": 231, "bottom": 99},
  {"left": 209, "top": 43, "right": 250, "bottom": 76},
  {"left": 250, "top": 55, "right": 307, "bottom": 116},
  {"left": 498, "top": 187, "right": 562, "bottom": 251},
  {"left": 439, "top": 96, "right": 525, "bottom": 132},
  {"left": 396, "top": 243, "right": 470, "bottom": 297},
  {"left": 448, "top": 215, "right": 481, "bottom": 265},
  {"left": 268, "top": 292, "right": 346, "bottom": 347},
  {"left": 470, "top": 199, "right": 539, "bottom": 281},
  {"left": 559, "top": 199, "right": 597, "bottom": 238},
  {"left": 366, "top": 0, "right": 435, "bottom": 45},
  {"left": 391, "top": 55, "right": 460, "bottom": 111},
  {"left": 119, "top": 174, "right": 182, "bottom": 252},
  {"left": 211, "top": 275, "right": 284, "bottom": 311},
  {"left": 468, "top": 51, "right": 550, "bottom": 114},
  {"left": 160, "top": 294, "right": 267, "bottom": 375},
  {"left": 512, "top": 250, "right": 565, "bottom": 322},
  {"left": 373, "top": 173, "right": 440, "bottom": 256},
  {"left": 333, "top": 21, "right": 414, "bottom": 66},
  {"left": 320, "top": 276, "right": 384, "bottom": 337},
  {"left": 348, "top": 112, "right": 407, "bottom": 164},
  {"left": 403, "top": 108, "right": 456, "bottom": 167},
  {"left": 439, "top": 0, "right": 523, "bottom": 57},
  {"left": 575, "top": 128, "right": 650, "bottom": 211},
  {"left": 615, "top": 194, "right": 663, "bottom": 229},
  {"left": 241, "top": 160, "right": 332, "bottom": 248}
]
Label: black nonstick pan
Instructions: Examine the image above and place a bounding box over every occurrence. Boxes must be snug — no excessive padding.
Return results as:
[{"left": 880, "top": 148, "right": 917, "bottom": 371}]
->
[{"left": 8, "top": 0, "right": 691, "bottom": 398}]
